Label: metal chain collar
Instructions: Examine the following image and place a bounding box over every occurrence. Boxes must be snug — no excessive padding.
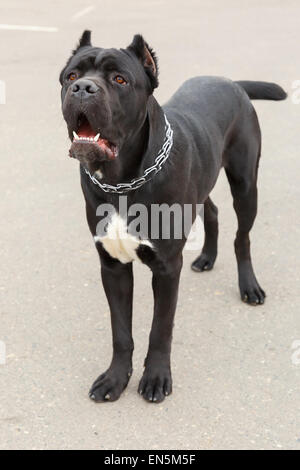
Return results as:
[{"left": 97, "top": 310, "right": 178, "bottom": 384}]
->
[{"left": 84, "top": 114, "right": 174, "bottom": 194}]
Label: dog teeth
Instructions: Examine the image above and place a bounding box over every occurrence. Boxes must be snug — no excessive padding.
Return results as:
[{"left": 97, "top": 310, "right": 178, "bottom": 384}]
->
[{"left": 72, "top": 133, "right": 100, "bottom": 143}]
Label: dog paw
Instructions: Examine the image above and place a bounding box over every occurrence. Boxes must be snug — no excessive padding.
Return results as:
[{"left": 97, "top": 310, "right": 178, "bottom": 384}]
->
[
  {"left": 89, "top": 366, "right": 132, "bottom": 403},
  {"left": 138, "top": 367, "right": 172, "bottom": 403},
  {"left": 240, "top": 280, "right": 266, "bottom": 306},
  {"left": 191, "top": 252, "right": 216, "bottom": 272}
]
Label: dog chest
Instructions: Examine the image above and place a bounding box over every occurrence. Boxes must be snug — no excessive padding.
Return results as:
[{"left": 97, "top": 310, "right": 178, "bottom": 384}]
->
[{"left": 94, "top": 212, "right": 152, "bottom": 264}]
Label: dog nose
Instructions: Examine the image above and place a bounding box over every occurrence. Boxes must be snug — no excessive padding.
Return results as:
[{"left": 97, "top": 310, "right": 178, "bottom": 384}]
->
[{"left": 71, "top": 79, "right": 98, "bottom": 97}]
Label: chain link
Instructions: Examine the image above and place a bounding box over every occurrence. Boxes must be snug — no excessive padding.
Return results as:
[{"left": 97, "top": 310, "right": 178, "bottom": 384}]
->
[{"left": 84, "top": 114, "right": 174, "bottom": 194}]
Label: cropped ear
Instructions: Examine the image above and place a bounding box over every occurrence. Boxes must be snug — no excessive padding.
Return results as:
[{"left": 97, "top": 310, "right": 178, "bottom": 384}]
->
[
  {"left": 59, "top": 30, "right": 92, "bottom": 84},
  {"left": 127, "top": 35, "right": 158, "bottom": 91},
  {"left": 73, "top": 30, "right": 92, "bottom": 54}
]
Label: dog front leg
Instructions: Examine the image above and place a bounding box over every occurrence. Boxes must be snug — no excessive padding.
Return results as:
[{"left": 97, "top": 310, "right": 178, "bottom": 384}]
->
[
  {"left": 138, "top": 255, "right": 183, "bottom": 403},
  {"left": 89, "top": 253, "right": 134, "bottom": 403}
]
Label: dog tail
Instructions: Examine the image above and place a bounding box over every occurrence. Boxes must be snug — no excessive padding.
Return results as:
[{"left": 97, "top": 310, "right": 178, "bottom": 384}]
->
[{"left": 235, "top": 80, "right": 287, "bottom": 101}]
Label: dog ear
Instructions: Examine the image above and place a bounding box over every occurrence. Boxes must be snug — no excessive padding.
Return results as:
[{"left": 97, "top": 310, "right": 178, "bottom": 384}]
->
[
  {"left": 73, "top": 30, "right": 92, "bottom": 53},
  {"left": 59, "top": 31, "right": 92, "bottom": 84},
  {"left": 59, "top": 30, "right": 92, "bottom": 83},
  {"left": 127, "top": 35, "right": 158, "bottom": 91}
]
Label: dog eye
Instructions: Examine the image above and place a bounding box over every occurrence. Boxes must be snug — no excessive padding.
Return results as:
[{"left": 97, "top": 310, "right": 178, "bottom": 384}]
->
[
  {"left": 68, "top": 72, "right": 77, "bottom": 81},
  {"left": 114, "top": 75, "right": 127, "bottom": 85}
]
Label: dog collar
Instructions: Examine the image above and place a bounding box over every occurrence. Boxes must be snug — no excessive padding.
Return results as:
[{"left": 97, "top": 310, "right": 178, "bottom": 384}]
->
[{"left": 84, "top": 114, "right": 173, "bottom": 194}]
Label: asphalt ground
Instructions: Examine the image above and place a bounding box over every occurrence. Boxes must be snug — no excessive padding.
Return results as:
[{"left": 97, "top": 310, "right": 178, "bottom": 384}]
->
[{"left": 0, "top": 0, "right": 299, "bottom": 450}]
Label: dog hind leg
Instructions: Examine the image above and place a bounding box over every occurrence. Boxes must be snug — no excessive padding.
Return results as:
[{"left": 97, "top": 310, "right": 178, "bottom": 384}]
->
[
  {"left": 224, "top": 138, "right": 266, "bottom": 305},
  {"left": 191, "top": 197, "right": 218, "bottom": 272}
]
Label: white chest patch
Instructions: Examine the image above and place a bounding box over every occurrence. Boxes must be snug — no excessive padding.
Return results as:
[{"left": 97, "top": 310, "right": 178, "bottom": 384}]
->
[{"left": 94, "top": 212, "right": 153, "bottom": 264}]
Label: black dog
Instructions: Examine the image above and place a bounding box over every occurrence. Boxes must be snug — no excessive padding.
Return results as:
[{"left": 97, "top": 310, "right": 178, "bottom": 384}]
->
[{"left": 60, "top": 31, "right": 286, "bottom": 403}]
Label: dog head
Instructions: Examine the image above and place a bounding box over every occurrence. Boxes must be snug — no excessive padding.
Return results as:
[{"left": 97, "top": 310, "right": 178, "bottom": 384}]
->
[{"left": 60, "top": 30, "right": 158, "bottom": 176}]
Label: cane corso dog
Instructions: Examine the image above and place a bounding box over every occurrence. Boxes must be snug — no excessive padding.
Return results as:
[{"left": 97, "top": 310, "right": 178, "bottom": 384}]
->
[{"left": 60, "top": 31, "right": 286, "bottom": 403}]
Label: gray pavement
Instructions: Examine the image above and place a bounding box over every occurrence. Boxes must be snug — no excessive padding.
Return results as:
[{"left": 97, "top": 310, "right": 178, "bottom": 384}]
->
[{"left": 0, "top": 0, "right": 300, "bottom": 450}]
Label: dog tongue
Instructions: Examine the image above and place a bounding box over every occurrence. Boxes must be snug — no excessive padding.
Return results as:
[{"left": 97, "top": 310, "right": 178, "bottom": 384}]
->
[
  {"left": 74, "top": 122, "right": 117, "bottom": 160},
  {"left": 78, "top": 121, "right": 95, "bottom": 138}
]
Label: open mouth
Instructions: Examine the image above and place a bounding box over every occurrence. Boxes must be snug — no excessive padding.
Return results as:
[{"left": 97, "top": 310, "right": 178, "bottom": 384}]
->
[{"left": 71, "top": 114, "right": 118, "bottom": 161}]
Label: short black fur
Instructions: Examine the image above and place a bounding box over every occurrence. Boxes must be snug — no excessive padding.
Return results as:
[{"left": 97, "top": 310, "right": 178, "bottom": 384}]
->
[{"left": 59, "top": 32, "right": 287, "bottom": 404}]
